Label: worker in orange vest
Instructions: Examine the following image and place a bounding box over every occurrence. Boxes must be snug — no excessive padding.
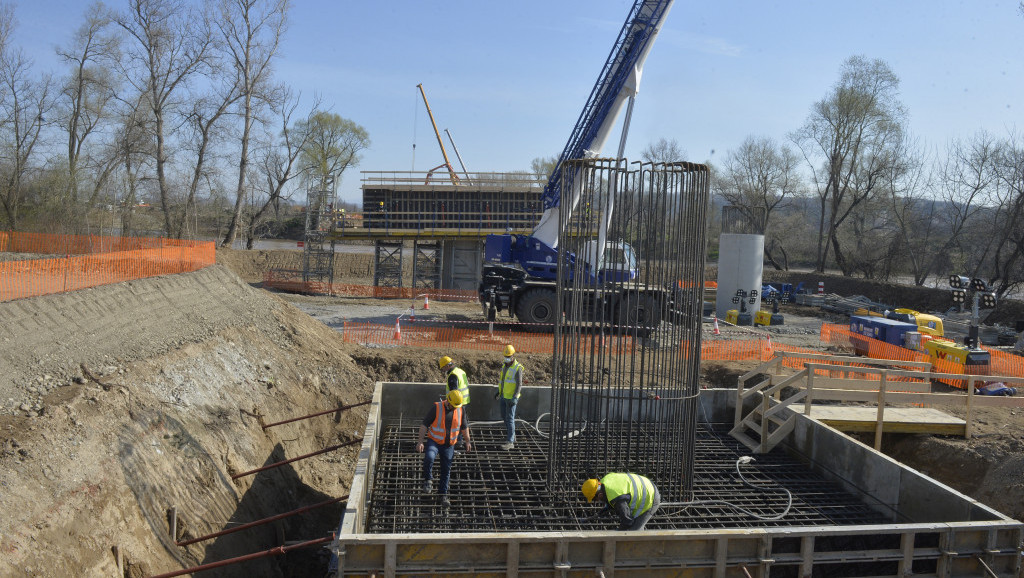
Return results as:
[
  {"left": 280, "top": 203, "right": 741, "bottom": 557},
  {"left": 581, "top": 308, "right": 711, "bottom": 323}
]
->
[{"left": 416, "top": 389, "right": 472, "bottom": 507}]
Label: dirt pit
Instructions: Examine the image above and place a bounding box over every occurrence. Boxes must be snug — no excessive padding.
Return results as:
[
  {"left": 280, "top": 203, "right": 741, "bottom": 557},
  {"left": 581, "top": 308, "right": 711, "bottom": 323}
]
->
[{"left": 0, "top": 248, "right": 1022, "bottom": 576}]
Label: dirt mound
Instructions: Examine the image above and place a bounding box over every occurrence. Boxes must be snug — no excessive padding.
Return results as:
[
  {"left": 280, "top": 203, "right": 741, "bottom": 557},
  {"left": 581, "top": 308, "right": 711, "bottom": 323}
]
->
[
  {"left": 216, "top": 247, "right": 395, "bottom": 286},
  {"left": 0, "top": 266, "right": 375, "bottom": 576}
]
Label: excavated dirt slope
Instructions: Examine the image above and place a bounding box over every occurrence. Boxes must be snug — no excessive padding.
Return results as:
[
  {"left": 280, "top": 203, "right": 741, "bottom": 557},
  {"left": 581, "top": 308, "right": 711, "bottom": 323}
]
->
[{"left": 1, "top": 249, "right": 1022, "bottom": 577}]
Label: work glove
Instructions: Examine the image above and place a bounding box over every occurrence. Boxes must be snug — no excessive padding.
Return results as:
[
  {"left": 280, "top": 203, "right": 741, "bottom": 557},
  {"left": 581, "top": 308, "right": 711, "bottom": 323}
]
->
[{"left": 494, "top": 392, "right": 500, "bottom": 400}]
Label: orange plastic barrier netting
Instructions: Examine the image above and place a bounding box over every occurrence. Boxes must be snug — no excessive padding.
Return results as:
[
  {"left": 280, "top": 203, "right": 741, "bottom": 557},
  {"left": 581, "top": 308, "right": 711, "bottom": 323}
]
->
[
  {"left": 982, "top": 345, "right": 1024, "bottom": 378},
  {"left": 340, "top": 321, "right": 642, "bottom": 355},
  {"left": 0, "top": 231, "right": 204, "bottom": 255},
  {"left": 1, "top": 233, "right": 215, "bottom": 302},
  {"left": 820, "top": 323, "right": 930, "bottom": 364},
  {"left": 819, "top": 323, "right": 1024, "bottom": 389}
]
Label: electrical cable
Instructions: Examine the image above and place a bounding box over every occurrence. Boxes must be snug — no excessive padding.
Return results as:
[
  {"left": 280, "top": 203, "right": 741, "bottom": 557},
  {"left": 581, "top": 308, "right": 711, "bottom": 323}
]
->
[
  {"left": 468, "top": 412, "right": 585, "bottom": 440},
  {"left": 657, "top": 456, "right": 793, "bottom": 521}
]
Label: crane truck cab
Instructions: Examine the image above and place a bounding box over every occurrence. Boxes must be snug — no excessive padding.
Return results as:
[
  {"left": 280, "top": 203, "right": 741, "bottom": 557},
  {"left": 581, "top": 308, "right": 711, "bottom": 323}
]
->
[
  {"left": 479, "top": 233, "right": 665, "bottom": 333},
  {"left": 583, "top": 240, "right": 638, "bottom": 283}
]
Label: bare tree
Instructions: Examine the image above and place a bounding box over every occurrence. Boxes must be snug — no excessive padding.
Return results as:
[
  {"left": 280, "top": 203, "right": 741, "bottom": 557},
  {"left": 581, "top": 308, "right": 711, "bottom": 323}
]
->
[
  {"left": 984, "top": 134, "right": 1024, "bottom": 298},
  {"left": 792, "top": 55, "right": 907, "bottom": 274},
  {"left": 0, "top": 3, "right": 13, "bottom": 64},
  {"left": 912, "top": 133, "right": 998, "bottom": 285},
  {"left": 243, "top": 88, "right": 313, "bottom": 248},
  {"left": 715, "top": 136, "right": 803, "bottom": 270},
  {"left": 175, "top": 80, "right": 241, "bottom": 239},
  {"left": 55, "top": 2, "right": 121, "bottom": 230},
  {"left": 640, "top": 137, "right": 686, "bottom": 163},
  {"left": 111, "top": 96, "right": 154, "bottom": 236},
  {"left": 0, "top": 48, "right": 52, "bottom": 231},
  {"left": 113, "top": 0, "right": 214, "bottom": 237},
  {"left": 216, "top": 0, "right": 289, "bottom": 248}
]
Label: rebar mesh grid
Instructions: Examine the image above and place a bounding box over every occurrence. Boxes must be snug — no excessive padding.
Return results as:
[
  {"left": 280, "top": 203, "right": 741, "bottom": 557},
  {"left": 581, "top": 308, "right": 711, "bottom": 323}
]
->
[
  {"left": 364, "top": 419, "right": 891, "bottom": 534},
  {"left": 549, "top": 159, "right": 710, "bottom": 503}
]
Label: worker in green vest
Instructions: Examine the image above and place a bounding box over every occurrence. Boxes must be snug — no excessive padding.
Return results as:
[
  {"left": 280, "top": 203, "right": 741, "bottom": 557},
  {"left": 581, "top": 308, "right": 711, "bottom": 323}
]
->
[
  {"left": 582, "top": 473, "right": 661, "bottom": 531},
  {"left": 494, "top": 344, "right": 523, "bottom": 450},
  {"left": 439, "top": 355, "right": 470, "bottom": 406}
]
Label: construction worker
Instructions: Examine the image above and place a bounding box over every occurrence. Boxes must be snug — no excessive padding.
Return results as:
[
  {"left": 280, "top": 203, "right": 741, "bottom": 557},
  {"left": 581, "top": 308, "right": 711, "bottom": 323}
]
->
[
  {"left": 582, "top": 473, "right": 661, "bottom": 531},
  {"left": 494, "top": 344, "right": 523, "bottom": 450},
  {"left": 416, "top": 389, "right": 472, "bottom": 507},
  {"left": 439, "top": 355, "right": 470, "bottom": 406}
]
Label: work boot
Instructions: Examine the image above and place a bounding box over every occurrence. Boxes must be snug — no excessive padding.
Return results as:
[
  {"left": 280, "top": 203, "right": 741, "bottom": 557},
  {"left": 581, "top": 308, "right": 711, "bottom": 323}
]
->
[
  {"left": 500, "top": 442, "right": 514, "bottom": 450},
  {"left": 422, "top": 479, "right": 431, "bottom": 493}
]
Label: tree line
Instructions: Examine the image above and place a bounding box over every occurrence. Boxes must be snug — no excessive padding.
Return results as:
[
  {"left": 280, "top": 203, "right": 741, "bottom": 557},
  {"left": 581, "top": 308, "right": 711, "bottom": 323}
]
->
[
  {"left": 0, "top": 0, "right": 369, "bottom": 248},
  {"left": 534, "top": 54, "right": 1023, "bottom": 297}
]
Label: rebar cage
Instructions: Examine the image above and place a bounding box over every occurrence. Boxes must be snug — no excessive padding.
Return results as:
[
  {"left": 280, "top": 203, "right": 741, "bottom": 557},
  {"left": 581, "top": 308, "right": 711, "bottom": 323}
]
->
[{"left": 549, "top": 159, "right": 710, "bottom": 503}]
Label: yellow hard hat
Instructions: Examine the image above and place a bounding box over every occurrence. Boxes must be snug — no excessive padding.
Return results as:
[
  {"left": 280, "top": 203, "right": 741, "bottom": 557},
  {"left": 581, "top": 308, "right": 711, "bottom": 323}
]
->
[
  {"left": 582, "top": 478, "right": 601, "bottom": 502},
  {"left": 438, "top": 355, "right": 453, "bottom": 369},
  {"left": 503, "top": 344, "right": 515, "bottom": 357},
  {"left": 446, "top": 389, "right": 464, "bottom": 407}
]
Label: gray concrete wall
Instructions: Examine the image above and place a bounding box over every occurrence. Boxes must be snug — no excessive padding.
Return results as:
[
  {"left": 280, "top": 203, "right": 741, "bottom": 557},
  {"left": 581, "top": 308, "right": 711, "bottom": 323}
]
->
[
  {"left": 379, "top": 382, "right": 552, "bottom": 423},
  {"left": 782, "top": 405, "right": 1010, "bottom": 524}
]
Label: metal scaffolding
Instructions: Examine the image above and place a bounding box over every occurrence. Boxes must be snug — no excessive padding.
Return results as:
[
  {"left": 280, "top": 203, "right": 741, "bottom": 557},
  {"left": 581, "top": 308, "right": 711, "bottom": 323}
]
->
[
  {"left": 372, "top": 241, "right": 403, "bottom": 288},
  {"left": 549, "top": 159, "right": 710, "bottom": 503},
  {"left": 412, "top": 240, "right": 441, "bottom": 289},
  {"left": 303, "top": 183, "right": 336, "bottom": 290}
]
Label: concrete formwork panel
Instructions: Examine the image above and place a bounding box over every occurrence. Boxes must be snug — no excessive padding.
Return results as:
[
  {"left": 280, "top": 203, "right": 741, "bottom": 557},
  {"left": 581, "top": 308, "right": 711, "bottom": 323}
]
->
[{"left": 331, "top": 383, "right": 1024, "bottom": 577}]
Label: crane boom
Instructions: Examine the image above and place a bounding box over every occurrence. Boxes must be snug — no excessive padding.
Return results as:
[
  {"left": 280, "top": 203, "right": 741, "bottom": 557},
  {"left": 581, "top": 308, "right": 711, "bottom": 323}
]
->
[
  {"left": 532, "top": 0, "right": 674, "bottom": 248},
  {"left": 417, "top": 84, "right": 460, "bottom": 185}
]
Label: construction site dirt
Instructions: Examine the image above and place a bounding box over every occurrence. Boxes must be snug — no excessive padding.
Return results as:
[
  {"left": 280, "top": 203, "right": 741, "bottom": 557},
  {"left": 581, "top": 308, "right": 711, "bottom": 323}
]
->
[{"left": 1, "top": 248, "right": 1023, "bottom": 576}]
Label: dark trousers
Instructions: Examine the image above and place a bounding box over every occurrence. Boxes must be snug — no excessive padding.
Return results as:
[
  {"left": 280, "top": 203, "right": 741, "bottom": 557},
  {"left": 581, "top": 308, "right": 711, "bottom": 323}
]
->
[
  {"left": 629, "top": 488, "right": 662, "bottom": 530},
  {"left": 422, "top": 439, "right": 455, "bottom": 494}
]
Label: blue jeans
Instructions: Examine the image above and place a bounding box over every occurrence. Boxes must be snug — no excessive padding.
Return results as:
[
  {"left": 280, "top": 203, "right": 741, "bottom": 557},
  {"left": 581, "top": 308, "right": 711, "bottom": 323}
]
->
[
  {"left": 422, "top": 440, "right": 455, "bottom": 494},
  {"left": 499, "top": 397, "right": 518, "bottom": 444}
]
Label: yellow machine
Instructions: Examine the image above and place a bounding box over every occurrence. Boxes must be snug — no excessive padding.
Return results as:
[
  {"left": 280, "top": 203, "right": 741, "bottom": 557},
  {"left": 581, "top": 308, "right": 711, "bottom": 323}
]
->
[
  {"left": 890, "top": 308, "right": 944, "bottom": 337},
  {"left": 923, "top": 338, "right": 968, "bottom": 364}
]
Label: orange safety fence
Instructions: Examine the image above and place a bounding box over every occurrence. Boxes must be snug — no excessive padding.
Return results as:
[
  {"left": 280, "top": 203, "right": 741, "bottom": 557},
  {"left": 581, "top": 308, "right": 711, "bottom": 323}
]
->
[
  {"left": 819, "top": 322, "right": 1024, "bottom": 390},
  {"left": 339, "top": 321, "right": 641, "bottom": 355},
  {"left": 981, "top": 344, "right": 1024, "bottom": 378},
  {"left": 0, "top": 230, "right": 205, "bottom": 254},
  {"left": 0, "top": 232, "right": 215, "bottom": 302}
]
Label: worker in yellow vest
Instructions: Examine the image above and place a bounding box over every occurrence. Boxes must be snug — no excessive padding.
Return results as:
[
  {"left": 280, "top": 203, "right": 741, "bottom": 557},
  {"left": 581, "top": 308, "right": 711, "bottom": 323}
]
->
[
  {"left": 582, "top": 473, "right": 661, "bottom": 530},
  {"left": 494, "top": 344, "right": 523, "bottom": 450},
  {"left": 439, "top": 355, "right": 470, "bottom": 407},
  {"left": 416, "top": 389, "right": 472, "bottom": 508}
]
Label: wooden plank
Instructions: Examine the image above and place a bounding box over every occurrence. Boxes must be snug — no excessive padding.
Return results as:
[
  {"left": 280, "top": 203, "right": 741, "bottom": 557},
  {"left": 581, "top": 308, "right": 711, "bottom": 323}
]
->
[
  {"left": 806, "top": 405, "right": 967, "bottom": 435},
  {"left": 811, "top": 377, "right": 931, "bottom": 393}
]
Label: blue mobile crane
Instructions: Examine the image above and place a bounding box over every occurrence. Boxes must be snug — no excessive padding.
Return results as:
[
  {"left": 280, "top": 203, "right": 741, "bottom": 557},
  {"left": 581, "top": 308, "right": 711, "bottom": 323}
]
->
[{"left": 478, "top": 0, "right": 676, "bottom": 328}]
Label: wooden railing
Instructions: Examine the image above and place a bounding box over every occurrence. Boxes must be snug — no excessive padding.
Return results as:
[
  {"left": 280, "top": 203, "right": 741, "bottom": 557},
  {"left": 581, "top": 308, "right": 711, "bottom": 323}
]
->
[{"left": 731, "top": 352, "right": 1024, "bottom": 453}]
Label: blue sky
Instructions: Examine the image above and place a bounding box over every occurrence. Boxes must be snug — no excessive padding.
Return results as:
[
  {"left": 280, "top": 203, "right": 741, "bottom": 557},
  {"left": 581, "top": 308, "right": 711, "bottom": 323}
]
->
[{"left": 11, "top": 1, "right": 1024, "bottom": 204}]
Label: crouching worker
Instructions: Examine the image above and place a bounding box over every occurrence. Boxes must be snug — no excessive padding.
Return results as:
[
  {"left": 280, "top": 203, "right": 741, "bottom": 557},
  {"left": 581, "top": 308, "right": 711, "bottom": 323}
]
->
[
  {"left": 582, "top": 473, "right": 661, "bottom": 530},
  {"left": 417, "top": 389, "right": 472, "bottom": 507}
]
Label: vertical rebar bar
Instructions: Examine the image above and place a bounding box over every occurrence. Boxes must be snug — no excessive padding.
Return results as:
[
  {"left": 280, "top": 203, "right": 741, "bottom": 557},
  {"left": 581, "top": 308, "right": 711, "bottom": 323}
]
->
[{"left": 549, "top": 159, "right": 710, "bottom": 503}]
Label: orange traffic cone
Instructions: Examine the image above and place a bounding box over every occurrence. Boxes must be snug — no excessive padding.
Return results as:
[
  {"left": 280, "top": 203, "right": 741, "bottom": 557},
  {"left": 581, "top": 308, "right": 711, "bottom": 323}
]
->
[
  {"left": 423, "top": 295, "right": 430, "bottom": 310},
  {"left": 409, "top": 306, "right": 415, "bottom": 323},
  {"left": 766, "top": 334, "right": 774, "bottom": 354},
  {"left": 393, "top": 318, "right": 401, "bottom": 341},
  {"left": 713, "top": 314, "right": 721, "bottom": 335}
]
